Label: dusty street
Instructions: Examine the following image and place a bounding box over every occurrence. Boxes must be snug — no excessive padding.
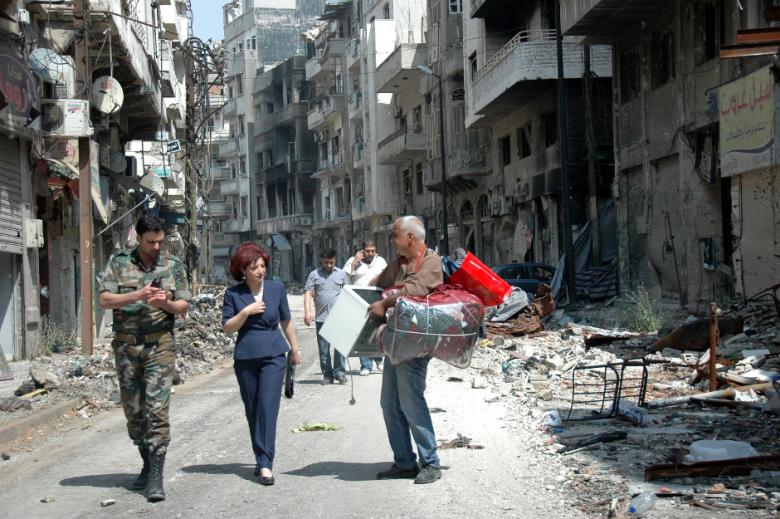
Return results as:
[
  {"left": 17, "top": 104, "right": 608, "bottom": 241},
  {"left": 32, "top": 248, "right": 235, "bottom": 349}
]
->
[{"left": 0, "top": 296, "right": 583, "bottom": 519}]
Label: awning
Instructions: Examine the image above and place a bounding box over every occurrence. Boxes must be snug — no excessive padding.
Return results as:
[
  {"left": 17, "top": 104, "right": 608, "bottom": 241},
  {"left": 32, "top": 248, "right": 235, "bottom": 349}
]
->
[{"left": 271, "top": 233, "right": 292, "bottom": 251}]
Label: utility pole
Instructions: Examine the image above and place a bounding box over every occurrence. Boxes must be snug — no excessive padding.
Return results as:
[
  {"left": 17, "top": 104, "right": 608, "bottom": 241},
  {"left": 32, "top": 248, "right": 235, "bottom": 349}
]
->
[
  {"left": 583, "top": 45, "right": 601, "bottom": 267},
  {"left": 74, "top": 0, "right": 93, "bottom": 355},
  {"left": 554, "top": 0, "right": 577, "bottom": 304},
  {"left": 184, "top": 42, "right": 199, "bottom": 293}
]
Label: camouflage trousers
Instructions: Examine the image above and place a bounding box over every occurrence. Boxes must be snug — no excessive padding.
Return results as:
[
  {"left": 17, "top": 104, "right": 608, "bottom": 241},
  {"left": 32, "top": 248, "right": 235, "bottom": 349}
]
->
[{"left": 112, "top": 333, "right": 175, "bottom": 454}]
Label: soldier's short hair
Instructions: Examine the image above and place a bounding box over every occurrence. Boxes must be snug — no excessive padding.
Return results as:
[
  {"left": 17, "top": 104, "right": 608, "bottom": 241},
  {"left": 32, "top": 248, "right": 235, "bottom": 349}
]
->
[
  {"left": 321, "top": 249, "right": 337, "bottom": 259},
  {"left": 230, "top": 242, "right": 271, "bottom": 281},
  {"left": 136, "top": 214, "right": 166, "bottom": 236}
]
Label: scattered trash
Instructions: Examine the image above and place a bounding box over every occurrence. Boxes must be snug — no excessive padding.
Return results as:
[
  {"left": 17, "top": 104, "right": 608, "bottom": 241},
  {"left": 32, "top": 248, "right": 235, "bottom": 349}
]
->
[
  {"left": 40, "top": 497, "right": 55, "bottom": 503},
  {"left": 539, "top": 410, "right": 563, "bottom": 433},
  {"left": 291, "top": 422, "right": 339, "bottom": 433},
  {"left": 446, "top": 377, "right": 463, "bottom": 383},
  {"left": 627, "top": 491, "right": 656, "bottom": 514},
  {"left": 560, "top": 431, "right": 627, "bottom": 454},
  {"left": 616, "top": 401, "right": 647, "bottom": 427},
  {"left": 684, "top": 440, "right": 760, "bottom": 463},
  {"left": 100, "top": 499, "right": 116, "bottom": 507},
  {"left": 439, "top": 433, "right": 483, "bottom": 450},
  {"left": 1, "top": 452, "right": 10, "bottom": 460},
  {"left": 484, "top": 395, "right": 499, "bottom": 403},
  {"left": 429, "top": 407, "right": 446, "bottom": 413}
]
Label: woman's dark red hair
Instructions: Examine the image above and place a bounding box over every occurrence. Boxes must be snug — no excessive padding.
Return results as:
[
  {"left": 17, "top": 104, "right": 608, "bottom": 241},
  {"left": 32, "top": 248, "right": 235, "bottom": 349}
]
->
[{"left": 230, "top": 242, "right": 271, "bottom": 281}]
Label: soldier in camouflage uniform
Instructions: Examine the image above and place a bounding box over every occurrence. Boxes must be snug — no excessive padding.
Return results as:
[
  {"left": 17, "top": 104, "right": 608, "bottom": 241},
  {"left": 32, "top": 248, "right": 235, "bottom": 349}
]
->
[{"left": 98, "top": 214, "right": 190, "bottom": 502}]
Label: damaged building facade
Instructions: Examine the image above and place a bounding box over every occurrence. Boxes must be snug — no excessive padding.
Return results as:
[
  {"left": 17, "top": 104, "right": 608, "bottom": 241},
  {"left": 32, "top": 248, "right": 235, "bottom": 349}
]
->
[
  {"left": 0, "top": 0, "right": 190, "bottom": 359},
  {"left": 213, "top": 0, "right": 325, "bottom": 281},
  {"left": 562, "top": 0, "right": 779, "bottom": 306}
]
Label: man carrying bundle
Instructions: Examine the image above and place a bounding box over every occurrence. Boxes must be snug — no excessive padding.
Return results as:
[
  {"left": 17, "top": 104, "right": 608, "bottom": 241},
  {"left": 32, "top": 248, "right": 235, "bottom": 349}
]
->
[{"left": 369, "top": 216, "right": 443, "bottom": 484}]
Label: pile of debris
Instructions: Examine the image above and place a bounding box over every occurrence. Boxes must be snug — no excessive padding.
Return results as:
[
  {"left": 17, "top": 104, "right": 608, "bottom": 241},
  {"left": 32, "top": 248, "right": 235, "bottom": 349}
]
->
[
  {"left": 0, "top": 287, "right": 233, "bottom": 426},
  {"left": 462, "top": 284, "right": 780, "bottom": 516}
]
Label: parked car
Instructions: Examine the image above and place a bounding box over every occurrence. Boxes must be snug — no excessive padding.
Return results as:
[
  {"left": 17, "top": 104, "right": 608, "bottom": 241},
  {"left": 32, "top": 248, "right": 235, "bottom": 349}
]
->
[{"left": 492, "top": 262, "right": 556, "bottom": 298}]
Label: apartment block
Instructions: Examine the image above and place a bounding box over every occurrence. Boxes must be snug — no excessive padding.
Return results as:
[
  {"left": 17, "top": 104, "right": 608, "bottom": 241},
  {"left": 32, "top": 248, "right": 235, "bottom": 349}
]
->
[
  {"left": 254, "top": 56, "right": 317, "bottom": 282},
  {"left": 562, "top": 0, "right": 779, "bottom": 305}
]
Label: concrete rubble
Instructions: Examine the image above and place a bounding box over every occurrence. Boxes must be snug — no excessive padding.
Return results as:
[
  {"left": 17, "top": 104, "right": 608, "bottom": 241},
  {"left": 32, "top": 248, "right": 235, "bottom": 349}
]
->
[
  {"left": 463, "top": 294, "right": 780, "bottom": 517},
  {"left": 0, "top": 289, "right": 233, "bottom": 428}
]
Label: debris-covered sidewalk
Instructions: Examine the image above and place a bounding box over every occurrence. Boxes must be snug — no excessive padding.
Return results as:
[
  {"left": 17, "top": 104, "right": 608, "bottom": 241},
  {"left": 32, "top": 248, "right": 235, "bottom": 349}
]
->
[
  {"left": 460, "top": 284, "right": 780, "bottom": 517},
  {"left": 0, "top": 289, "right": 233, "bottom": 429}
]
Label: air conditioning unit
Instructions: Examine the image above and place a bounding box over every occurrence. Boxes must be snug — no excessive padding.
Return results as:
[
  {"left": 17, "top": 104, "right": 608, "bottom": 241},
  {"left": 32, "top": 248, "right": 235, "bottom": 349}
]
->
[{"left": 39, "top": 99, "right": 93, "bottom": 137}]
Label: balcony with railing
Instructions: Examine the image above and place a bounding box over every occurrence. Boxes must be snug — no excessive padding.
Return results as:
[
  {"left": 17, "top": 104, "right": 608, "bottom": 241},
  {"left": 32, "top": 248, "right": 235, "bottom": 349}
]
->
[
  {"left": 218, "top": 138, "right": 239, "bottom": 158},
  {"left": 305, "top": 49, "right": 331, "bottom": 81},
  {"left": 375, "top": 43, "right": 428, "bottom": 94},
  {"left": 223, "top": 217, "right": 251, "bottom": 234},
  {"left": 255, "top": 103, "right": 309, "bottom": 135},
  {"left": 426, "top": 129, "right": 492, "bottom": 192},
  {"left": 312, "top": 152, "right": 345, "bottom": 179},
  {"left": 207, "top": 201, "right": 233, "bottom": 217},
  {"left": 256, "top": 213, "right": 314, "bottom": 235},
  {"left": 307, "top": 94, "right": 346, "bottom": 130},
  {"left": 346, "top": 37, "right": 361, "bottom": 69},
  {"left": 220, "top": 179, "right": 241, "bottom": 195},
  {"left": 470, "top": 29, "right": 611, "bottom": 116},
  {"left": 560, "top": 0, "right": 655, "bottom": 38},
  {"left": 209, "top": 165, "right": 233, "bottom": 180},
  {"left": 222, "top": 97, "right": 237, "bottom": 117},
  {"left": 322, "top": 36, "right": 346, "bottom": 60},
  {"left": 348, "top": 90, "right": 362, "bottom": 121},
  {"left": 377, "top": 127, "right": 427, "bottom": 165}
]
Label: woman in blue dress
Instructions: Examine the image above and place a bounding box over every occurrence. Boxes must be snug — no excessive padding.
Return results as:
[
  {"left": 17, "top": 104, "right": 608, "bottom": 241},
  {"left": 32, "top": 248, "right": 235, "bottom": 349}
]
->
[{"left": 222, "top": 242, "right": 302, "bottom": 486}]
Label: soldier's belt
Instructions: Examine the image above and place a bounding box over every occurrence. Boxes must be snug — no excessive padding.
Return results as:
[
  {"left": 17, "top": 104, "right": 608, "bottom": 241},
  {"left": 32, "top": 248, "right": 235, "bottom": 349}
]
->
[{"left": 115, "top": 330, "right": 171, "bottom": 345}]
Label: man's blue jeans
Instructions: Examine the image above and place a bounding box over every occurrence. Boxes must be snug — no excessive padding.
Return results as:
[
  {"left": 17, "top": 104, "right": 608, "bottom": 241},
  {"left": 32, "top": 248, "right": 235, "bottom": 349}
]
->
[
  {"left": 315, "top": 322, "right": 345, "bottom": 380},
  {"left": 380, "top": 356, "right": 440, "bottom": 468}
]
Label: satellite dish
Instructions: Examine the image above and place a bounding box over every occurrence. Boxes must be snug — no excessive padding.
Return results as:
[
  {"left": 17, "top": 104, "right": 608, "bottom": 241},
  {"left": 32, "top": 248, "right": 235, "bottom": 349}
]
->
[
  {"left": 109, "top": 152, "right": 127, "bottom": 173},
  {"left": 139, "top": 174, "right": 165, "bottom": 197},
  {"left": 92, "top": 76, "right": 124, "bottom": 114},
  {"left": 29, "top": 48, "right": 67, "bottom": 83}
]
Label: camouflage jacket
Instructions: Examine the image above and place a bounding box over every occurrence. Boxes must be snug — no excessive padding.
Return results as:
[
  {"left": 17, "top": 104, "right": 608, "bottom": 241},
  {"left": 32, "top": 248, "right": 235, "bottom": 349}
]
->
[{"left": 98, "top": 248, "right": 191, "bottom": 334}]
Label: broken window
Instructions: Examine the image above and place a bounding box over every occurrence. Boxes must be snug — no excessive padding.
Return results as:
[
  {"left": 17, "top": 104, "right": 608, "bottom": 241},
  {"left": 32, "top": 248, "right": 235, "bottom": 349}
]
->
[
  {"left": 469, "top": 52, "right": 477, "bottom": 83},
  {"left": 499, "top": 135, "right": 511, "bottom": 167},
  {"left": 236, "top": 73, "right": 244, "bottom": 96},
  {"left": 651, "top": 26, "right": 675, "bottom": 88},
  {"left": 448, "top": 0, "right": 462, "bottom": 14},
  {"left": 541, "top": 111, "right": 558, "bottom": 147},
  {"left": 237, "top": 115, "right": 245, "bottom": 136},
  {"left": 516, "top": 123, "right": 532, "bottom": 158},
  {"left": 403, "top": 169, "right": 411, "bottom": 195},
  {"left": 416, "top": 163, "right": 424, "bottom": 195},
  {"left": 619, "top": 46, "right": 641, "bottom": 103},
  {"left": 695, "top": 1, "right": 720, "bottom": 65}
]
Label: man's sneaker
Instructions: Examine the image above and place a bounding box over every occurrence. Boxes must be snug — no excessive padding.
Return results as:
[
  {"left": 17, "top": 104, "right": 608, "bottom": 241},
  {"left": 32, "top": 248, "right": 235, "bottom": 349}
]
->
[
  {"left": 336, "top": 374, "right": 348, "bottom": 384},
  {"left": 414, "top": 465, "right": 441, "bottom": 484},
  {"left": 360, "top": 368, "right": 370, "bottom": 376},
  {"left": 376, "top": 464, "right": 419, "bottom": 480},
  {"left": 321, "top": 377, "right": 334, "bottom": 385},
  {"left": 375, "top": 360, "right": 383, "bottom": 372}
]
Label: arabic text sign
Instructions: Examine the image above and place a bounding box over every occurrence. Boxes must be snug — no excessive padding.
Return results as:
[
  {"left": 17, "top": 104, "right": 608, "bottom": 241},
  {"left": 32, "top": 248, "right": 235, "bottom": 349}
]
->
[{"left": 719, "top": 66, "right": 775, "bottom": 177}]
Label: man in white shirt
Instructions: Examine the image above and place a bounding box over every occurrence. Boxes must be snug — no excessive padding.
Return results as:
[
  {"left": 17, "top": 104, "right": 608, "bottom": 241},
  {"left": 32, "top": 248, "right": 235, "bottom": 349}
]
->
[{"left": 343, "top": 240, "right": 388, "bottom": 375}]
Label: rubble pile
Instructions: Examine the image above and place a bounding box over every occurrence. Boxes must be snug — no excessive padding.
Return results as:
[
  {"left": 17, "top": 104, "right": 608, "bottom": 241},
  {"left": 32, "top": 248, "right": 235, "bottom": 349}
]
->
[
  {"left": 174, "top": 290, "right": 234, "bottom": 382},
  {"left": 0, "top": 288, "right": 233, "bottom": 426},
  {"left": 464, "top": 294, "right": 780, "bottom": 516}
]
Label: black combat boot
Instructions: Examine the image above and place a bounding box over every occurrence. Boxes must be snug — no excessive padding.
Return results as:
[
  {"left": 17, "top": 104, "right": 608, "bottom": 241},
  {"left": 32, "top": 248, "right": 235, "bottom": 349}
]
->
[
  {"left": 146, "top": 449, "right": 166, "bottom": 502},
  {"left": 131, "top": 445, "right": 150, "bottom": 490}
]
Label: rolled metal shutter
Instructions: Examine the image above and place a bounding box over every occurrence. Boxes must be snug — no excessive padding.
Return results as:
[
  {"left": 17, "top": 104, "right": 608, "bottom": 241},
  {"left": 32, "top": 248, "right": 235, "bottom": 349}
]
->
[{"left": 0, "top": 136, "right": 22, "bottom": 254}]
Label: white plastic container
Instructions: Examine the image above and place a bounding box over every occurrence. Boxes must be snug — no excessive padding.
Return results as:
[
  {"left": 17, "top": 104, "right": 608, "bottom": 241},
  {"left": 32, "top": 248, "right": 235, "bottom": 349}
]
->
[{"left": 319, "top": 285, "right": 383, "bottom": 358}]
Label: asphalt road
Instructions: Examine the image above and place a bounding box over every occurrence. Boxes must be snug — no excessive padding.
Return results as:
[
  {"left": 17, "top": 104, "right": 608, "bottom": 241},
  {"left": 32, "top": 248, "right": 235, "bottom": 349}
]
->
[{"left": 0, "top": 296, "right": 585, "bottom": 518}]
